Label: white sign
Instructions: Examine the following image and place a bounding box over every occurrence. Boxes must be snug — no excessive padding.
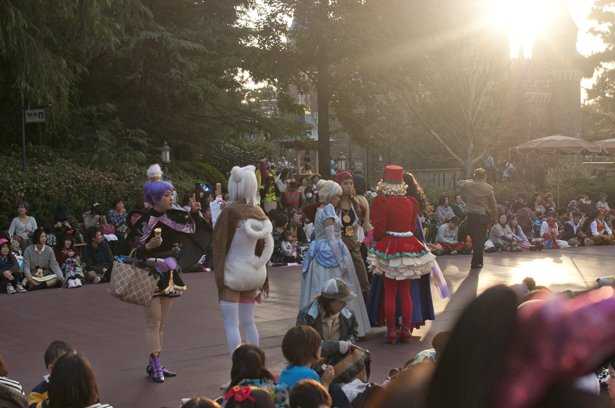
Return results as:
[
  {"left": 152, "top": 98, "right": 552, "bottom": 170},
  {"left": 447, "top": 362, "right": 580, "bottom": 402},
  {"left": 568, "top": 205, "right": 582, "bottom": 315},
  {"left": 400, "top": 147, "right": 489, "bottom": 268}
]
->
[{"left": 25, "top": 108, "right": 46, "bottom": 123}]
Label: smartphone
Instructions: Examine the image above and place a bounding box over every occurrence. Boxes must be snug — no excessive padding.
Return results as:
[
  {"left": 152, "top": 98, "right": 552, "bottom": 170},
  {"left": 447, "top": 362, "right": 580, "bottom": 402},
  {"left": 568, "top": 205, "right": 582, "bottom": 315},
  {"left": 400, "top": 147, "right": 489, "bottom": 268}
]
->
[{"left": 216, "top": 183, "right": 222, "bottom": 197}]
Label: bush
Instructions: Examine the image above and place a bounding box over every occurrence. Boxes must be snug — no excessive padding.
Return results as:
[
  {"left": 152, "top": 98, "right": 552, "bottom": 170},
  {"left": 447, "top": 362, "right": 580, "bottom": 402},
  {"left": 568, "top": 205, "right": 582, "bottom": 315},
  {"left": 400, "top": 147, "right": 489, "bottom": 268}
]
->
[{"left": 0, "top": 145, "right": 224, "bottom": 229}]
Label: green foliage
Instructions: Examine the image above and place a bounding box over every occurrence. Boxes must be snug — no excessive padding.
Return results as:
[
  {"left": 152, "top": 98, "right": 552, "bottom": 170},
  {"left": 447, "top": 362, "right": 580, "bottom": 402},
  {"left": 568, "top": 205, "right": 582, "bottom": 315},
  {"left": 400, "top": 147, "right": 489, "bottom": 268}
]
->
[
  {"left": 173, "top": 161, "right": 227, "bottom": 189},
  {"left": 585, "top": 0, "right": 615, "bottom": 135},
  {"left": 201, "top": 140, "right": 261, "bottom": 176},
  {"left": 0, "top": 145, "right": 210, "bottom": 229}
]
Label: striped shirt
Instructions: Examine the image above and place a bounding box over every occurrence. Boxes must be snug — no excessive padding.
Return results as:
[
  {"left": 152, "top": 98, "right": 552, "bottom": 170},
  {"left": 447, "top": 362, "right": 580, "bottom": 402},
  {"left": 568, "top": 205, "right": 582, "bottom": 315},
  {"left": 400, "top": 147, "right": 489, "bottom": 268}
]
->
[
  {"left": 0, "top": 375, "right": 25, "bottom": 395},
  {"left": 86, "top": 404, "right": 113, "bottom": 408}
]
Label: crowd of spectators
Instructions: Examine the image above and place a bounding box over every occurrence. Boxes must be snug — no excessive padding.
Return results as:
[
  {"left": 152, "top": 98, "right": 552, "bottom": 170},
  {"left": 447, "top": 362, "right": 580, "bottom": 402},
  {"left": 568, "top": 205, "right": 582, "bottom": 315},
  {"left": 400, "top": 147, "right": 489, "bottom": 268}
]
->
[{"left": 425, "top": 190, "right": 615, "bottom": 256}]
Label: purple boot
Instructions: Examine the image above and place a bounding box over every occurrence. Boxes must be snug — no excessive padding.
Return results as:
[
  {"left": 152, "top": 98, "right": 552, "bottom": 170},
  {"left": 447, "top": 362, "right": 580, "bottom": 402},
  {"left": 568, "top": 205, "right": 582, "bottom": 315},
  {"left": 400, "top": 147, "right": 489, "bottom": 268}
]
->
[
  {"left": 146, "top": 353, "right": 176, "bottom": 378},
  {"left": 148, "top": 354, "right": 164, "bottom": 383}
]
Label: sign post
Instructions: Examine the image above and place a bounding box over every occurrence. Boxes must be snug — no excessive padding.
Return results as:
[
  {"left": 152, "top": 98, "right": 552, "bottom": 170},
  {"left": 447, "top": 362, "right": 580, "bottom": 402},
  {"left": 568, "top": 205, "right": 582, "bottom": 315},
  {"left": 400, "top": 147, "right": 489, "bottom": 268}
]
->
[
  {"left": 21, "top": 85, "right": 26, "bottom": 171},
  {"left": 20, "top": 85, "right": 47, "bottom": 171}
]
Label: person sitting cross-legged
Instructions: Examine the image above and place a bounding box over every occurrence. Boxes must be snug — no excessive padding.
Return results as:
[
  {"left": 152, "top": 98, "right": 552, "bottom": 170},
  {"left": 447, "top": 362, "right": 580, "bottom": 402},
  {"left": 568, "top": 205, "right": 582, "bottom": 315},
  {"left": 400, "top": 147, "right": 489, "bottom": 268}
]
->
[
  {"left": 489, "top": 213, "right": 521, "bottom": 251},
  {"left": 433, "top": 217, "right": 465, "bottom": 255},
  {"left": 561, "top": 211, "right": 589, "bottom": 247},
  {"left": 82, "top": 226, "right": 114, "bottom": 283},
  {"left": 587, "top": 209, "right": 615, "bottom": 246}
]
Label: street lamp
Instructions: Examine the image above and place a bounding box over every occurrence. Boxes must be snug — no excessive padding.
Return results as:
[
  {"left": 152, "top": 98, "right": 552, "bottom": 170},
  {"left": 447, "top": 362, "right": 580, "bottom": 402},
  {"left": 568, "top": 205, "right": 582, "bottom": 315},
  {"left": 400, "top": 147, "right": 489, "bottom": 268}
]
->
[
  {"left": 336, "top": 152, "right": 347, "bottom": 172},
  {"left": 161, "top": 141, "right": 171, "bottom": 173}
]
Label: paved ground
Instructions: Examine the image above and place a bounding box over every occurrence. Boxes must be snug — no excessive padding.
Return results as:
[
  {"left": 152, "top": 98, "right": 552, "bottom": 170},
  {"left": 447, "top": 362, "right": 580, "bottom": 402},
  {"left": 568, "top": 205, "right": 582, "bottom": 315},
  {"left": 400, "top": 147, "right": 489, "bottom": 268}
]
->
[{"left": 2, "top": 246, "right": 613, "bottom": 408}]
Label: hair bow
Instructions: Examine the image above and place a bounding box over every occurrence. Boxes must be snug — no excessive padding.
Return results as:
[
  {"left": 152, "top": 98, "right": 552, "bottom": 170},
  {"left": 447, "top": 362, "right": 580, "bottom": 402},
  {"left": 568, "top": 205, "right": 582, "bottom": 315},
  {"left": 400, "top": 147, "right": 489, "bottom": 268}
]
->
[
  {"left": 65, "top": 230, "right": 74, "bottom": 236},
  {"left": 224, "top": 387, "right": 255, "bottom": 403}
]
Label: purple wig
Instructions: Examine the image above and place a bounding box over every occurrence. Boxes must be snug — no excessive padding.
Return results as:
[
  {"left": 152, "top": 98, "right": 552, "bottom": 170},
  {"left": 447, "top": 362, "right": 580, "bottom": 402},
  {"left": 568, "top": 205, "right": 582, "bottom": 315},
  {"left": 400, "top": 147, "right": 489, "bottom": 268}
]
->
[{"left": 143, "top": 179, "right": 174, "bottom": 207}]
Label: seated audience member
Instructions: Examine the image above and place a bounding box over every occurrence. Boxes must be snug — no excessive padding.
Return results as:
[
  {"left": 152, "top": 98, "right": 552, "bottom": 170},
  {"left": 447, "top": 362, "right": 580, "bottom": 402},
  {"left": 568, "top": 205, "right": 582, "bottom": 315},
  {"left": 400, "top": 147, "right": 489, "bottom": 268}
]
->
[
  {"left": 0, "top": 238, "right": 25, "bottom": 294},
  {"left": 127, "top": 197, "right": 149, "bottom": 229},
  {"left": 281, "top": 231, "right": 302, "bottom": 264},
  {"left": 296, "top": 279, "right": 358, "bottom": 358},
  {"left": 587, "top": 210, "right": 615, "bottom": 246},
  {"left": 578, "top": 193, "right": 594, "bottom": 214},
  {"left": 607, "top": 210, "right": 615, "bottom": 230},
  {"left": 434, "top": 217, "right": 465, "bottom": 255},
  {"left": 562, "top": 212, "right": 588, "bottom": 247},
  {"left": 302, "top": 186, "right": 316, "bottom": 209},
  {"left": 220, "top": 344, "right": 288, "bottom": 408},
  {"left": 224, "top": 386, "right": 275, "bottom": 408},
  {"left": 282, "top": 180, "right": 303, "bottom": 213},
  {"left": 530, "top": 192, "right": 544, "bottom": 214},
  {"left": 567, "top": 196, "right": 580, "bottom": 213},
  {"left": 555, "top": 208, "right": 569, "bottom": 230},
  {"left": 181, "top": 398, "right": 221, "bottom": 408},
  {"left": 289, "top": 380, "right": 331, "bottom": 408},
  {"left": 53, "top": 230, "right": 84, "bottom": 289},
  {"left": 511, "top": 194, "right": 528, "bottom": 212},
  {"left": 271, "top": 214, "right": 296, "bottom": 264},
  {"left": 287, "top": 211, "right": 308, "bottom": 245},
  {"left": 606, "top": 357, "right": 615, "bottom": 401},
  {"left": 298, "top": 176, "right": 309, "bottom": 199},
  {"left": 48, "top": 353, "right": 113, "bottom": 408},
  {"left": 489, "top": 214, "right": 520, "bottom": 251},
  {"left": 0, "top": 354, "right": 26, "bottom": 407},
  {"left": 23, "top": 228, "right": 63, "bottom": 291},
  {"left": 410, "top": 330, "right": 452, "bottom": 366},
  {"left": 107, "top": 197, "right": 128, "bottom": 233},
  {"left": 83, "top": 204, "right": 108, "bottom": 229},
  {"left": 46, "top": 204, "right": 81, "bottom": 246},
  {"left": 278, "top": 327, "right": 331, "bottom": 389},
  {"left": 434, "top": 195, "right": 455, "bottom": 226},
  {"left": 507, "top": 216, "right": 536, "bottom": 251},
  {"left": 82, "top": 227, "right": 114, "bottom": 283},
  {"left": 596, "top": 193, "right": 610, "bottom": 212},
  {"left": 28, "top": 340, "right": 76, "bottom": 408},
  {"left": 540, "top": 211, "right": 561, "bottom": 248},
  {"left": 278, "top": 327, "right": 349, "bottom": 408},
  {"left": 542, "top": 193, "right": 556, "bottom": 213},
  {"left": 451, "top": 194, "right": 466, "bottom": 221},
  {"left": 8, "top": 201, "right": 37, "bottom": 251}
]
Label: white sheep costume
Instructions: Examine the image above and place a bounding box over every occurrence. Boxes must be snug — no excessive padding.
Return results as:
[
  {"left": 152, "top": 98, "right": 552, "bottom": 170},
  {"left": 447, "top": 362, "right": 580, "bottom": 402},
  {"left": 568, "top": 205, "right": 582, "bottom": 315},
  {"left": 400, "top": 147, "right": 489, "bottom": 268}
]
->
[{"left": 212, "top": 165, "right": 274, "bottom": 355}]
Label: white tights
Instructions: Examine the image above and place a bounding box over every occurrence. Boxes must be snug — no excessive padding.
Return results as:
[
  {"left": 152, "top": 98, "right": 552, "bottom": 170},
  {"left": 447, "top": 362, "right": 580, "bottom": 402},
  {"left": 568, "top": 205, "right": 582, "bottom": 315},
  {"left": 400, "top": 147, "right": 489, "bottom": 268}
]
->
[{"left": 220, "top": 300, "right": 259, "bottom": 356}]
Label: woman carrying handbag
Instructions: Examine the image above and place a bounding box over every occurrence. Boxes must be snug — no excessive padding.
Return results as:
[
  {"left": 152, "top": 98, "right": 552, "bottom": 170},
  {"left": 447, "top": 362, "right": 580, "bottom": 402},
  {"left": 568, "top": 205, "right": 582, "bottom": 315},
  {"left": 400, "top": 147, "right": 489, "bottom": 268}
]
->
[{"left": 125, "top": 164, "right": 207, "bottom": 383}]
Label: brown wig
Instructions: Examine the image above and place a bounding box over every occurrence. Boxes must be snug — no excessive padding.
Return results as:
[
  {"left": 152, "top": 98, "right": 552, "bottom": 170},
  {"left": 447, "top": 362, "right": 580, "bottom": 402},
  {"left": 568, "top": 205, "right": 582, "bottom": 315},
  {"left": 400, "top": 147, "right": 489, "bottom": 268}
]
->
[
  {"left": 182, "top": 398, "right": 222, "bottom": 408},
  {"left": 229, "top": 344, "right": 275, "bottom": 388},
  {"left": 48, "top": 353, "right": 99, "bottom": 408},
  {"left": 404, "top": 173, "right": 432, "bottom": 212},
  {"left": 289, "top": 379, "right": 331, "bottom": 408},
  {"left": 282, "top": 326, "right": 321, "bottom": 367}
]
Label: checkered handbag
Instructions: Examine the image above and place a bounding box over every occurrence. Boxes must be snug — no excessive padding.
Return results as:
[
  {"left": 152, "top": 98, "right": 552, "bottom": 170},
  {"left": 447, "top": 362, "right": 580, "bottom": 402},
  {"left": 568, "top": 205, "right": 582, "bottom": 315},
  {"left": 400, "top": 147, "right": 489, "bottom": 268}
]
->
[
  {"left": 108, "top": 251, "right": 159, "bottom": 306},
  {"left": 328, "top": 345, "right": 371, "bottom": 384}
]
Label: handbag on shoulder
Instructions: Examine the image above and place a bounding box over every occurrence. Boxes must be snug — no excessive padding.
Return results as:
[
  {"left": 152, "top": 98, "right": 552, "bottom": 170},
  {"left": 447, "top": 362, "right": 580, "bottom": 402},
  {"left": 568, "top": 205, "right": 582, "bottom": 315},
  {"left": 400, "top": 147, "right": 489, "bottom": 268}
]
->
[{"left": 108, "top": 250, "right": 159, "bottom": 306}]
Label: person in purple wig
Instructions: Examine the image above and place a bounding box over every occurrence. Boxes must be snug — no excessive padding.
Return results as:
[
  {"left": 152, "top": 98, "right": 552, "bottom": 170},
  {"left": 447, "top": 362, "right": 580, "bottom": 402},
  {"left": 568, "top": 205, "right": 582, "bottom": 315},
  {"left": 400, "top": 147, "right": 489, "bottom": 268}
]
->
[{"left": 124, "top": 164, "right": 208, "bottom": 383}]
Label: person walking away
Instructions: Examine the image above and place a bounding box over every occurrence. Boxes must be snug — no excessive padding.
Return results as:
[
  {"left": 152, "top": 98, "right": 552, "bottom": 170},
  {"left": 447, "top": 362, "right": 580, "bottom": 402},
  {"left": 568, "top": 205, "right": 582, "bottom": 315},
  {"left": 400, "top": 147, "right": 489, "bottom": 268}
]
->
[{"left": 457, "top": 168, "right": 498, "bottom": 269}]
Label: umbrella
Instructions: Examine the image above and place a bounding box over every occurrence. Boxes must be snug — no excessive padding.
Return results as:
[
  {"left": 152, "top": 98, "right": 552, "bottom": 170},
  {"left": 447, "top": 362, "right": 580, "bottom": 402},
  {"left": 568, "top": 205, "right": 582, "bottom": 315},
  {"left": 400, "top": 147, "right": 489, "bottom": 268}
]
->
[
  {"left": 594, "top": 138, "right": 615, "bottom": 154},
  {"left": 514, "top": 135, "right": 605, "bottom": 207}
]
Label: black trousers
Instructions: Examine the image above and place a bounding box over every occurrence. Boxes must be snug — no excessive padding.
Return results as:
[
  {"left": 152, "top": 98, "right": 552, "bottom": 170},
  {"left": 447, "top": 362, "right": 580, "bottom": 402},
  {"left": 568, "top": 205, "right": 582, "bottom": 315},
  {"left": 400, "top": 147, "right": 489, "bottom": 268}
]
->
[{"left": 467, "top": 213, "right": 491, "bottom": 267}]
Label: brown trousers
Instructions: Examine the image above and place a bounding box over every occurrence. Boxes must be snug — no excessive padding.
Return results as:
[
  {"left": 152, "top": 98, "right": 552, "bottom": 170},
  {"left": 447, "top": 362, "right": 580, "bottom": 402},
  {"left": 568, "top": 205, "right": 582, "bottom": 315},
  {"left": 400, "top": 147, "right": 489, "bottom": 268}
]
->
[
  {"left": 341, "top": 235, "right": 370, "bottom": 299},
  {"left": 143, "top": 296, "right": 174, "bottom": 354}
]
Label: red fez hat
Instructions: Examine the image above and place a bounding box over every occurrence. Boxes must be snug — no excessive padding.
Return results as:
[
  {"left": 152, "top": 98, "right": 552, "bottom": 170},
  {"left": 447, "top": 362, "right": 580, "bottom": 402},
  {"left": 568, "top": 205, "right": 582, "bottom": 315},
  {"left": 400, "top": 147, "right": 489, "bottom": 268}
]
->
[
  {"left": 334, "top": 171, "right": 353, "bottom": 184},
  {"left": 382, "top": 165, "right": 404, "bottom": 184}
]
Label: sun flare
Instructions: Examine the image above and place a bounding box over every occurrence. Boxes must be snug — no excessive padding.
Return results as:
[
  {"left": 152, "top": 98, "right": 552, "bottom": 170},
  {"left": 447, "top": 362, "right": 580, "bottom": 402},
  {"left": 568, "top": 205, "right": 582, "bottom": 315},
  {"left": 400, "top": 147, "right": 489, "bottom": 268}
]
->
[{"left": 491, "top": 0, "right": 556, "bottom": 57}]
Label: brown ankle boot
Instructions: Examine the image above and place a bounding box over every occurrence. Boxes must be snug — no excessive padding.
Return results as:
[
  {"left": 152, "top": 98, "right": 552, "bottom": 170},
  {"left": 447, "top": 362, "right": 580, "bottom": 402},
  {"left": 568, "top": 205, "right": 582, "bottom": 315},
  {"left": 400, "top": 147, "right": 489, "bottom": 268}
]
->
[
  {"left": 399, "top": 317, "right": 413, "bottom": 343},
  {"left": 384, "top": 319, "right": 397, "bottom": 344}
]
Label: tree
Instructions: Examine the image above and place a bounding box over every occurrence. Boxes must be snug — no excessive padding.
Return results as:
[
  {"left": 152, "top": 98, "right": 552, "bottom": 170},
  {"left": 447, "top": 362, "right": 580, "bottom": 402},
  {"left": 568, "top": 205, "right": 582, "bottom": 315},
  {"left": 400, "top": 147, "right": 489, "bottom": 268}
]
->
[
  {"left": 585, "top": 0, "right": 615, "bottom": 137},
  {"left": 259, "top": 0, "right": 376, "bottom": 178},
  {"left": 0, "top": 0, "right": 303, "bottom": 166},
  {"left": 332, "top": 0, "right": 525, "bottom": 178}
]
